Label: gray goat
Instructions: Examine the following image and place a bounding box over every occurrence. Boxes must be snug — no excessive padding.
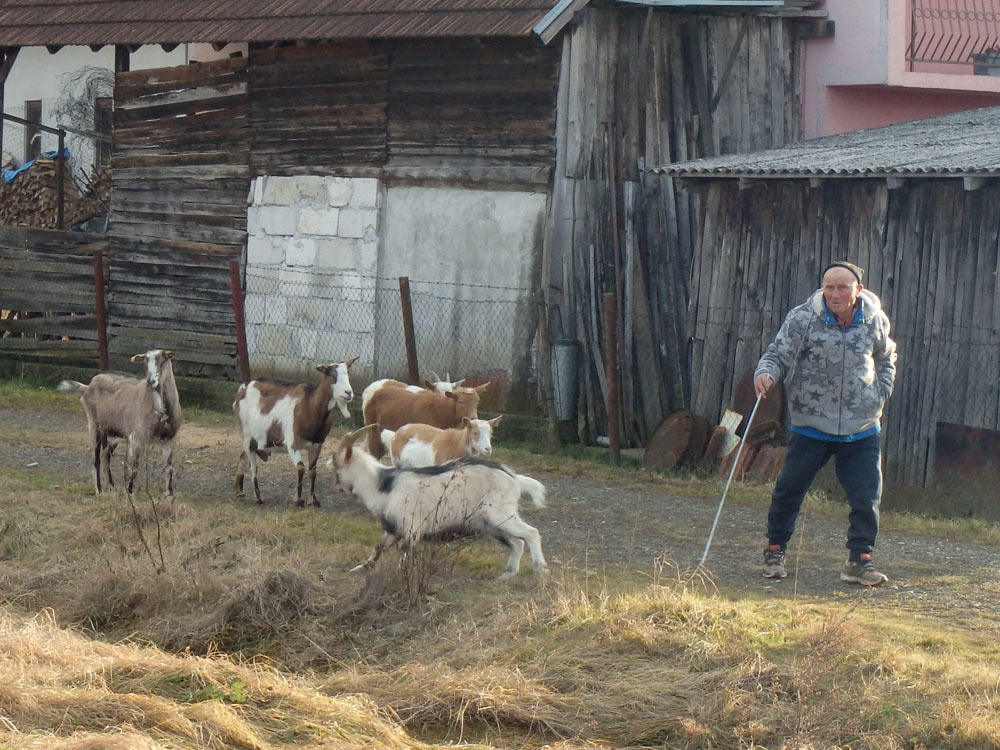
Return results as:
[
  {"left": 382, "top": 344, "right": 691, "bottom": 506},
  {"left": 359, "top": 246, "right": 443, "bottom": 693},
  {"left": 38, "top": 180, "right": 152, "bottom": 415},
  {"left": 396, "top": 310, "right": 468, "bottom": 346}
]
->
[{"left": 58, "top": 349, "right": 182, "bottom": 497}]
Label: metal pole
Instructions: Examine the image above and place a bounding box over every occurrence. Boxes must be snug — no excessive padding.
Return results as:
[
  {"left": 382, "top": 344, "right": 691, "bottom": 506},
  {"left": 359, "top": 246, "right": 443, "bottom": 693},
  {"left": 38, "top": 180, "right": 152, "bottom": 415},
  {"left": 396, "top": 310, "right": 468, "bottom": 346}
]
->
[
  {"left": 398, "top": 276, "right": 420, "bottom": 386},
  {"left": 93, "top": 249, "right": 108, "bottom": 371},
  {"left": 698, "top": 392, "right": 765, "bottom": 568},
  {"left": 603, "top": 292, "right": 620, "bottom": 465},
  {"left": 229, "top": 260, "right": 250, "bottom": 383},
  {"left": 56, "top": 129, "right": 65, "bottom": 230}
]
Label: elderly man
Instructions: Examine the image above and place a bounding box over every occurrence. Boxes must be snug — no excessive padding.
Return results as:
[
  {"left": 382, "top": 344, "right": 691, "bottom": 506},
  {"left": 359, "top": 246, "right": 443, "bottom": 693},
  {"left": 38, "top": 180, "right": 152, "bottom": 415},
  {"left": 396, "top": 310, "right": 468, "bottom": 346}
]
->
[{"left": 753, "top": 261, "right": 897, "bottom": 586}]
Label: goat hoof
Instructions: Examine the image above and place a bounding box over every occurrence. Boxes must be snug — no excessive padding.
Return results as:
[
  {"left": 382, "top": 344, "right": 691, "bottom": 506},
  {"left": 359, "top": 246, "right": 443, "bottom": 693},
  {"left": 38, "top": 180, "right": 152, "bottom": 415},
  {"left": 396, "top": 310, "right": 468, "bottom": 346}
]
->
[
  {"left": 349, "top": 563, "right": 369, "bottom": 573},
  {"left": 309, "top": 499, "right": 320, "bottom": 508},
  {"left": 498, "top": 571, "right": 516, "bottom": 581}
]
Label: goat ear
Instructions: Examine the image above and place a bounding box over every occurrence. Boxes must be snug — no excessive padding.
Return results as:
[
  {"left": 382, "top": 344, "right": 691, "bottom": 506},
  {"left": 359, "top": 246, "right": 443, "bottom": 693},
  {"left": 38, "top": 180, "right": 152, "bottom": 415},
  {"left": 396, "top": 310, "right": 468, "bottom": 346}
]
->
[
  {"left": 423, "top": 380, "right": 435, "bottom": 390},
  {"left": 130, "top": 353, "right": 144, "bottom": 363},
  {"left": 162, "top": 350, "right": 173, "bottom": 360},
  {"left": 445, "top": 390, "right": 457, "bottom": 400},
  {"left": 315, "top": 365, "right": 326, "bottom": 374},
  {"left": 462, "top": 417, "right": 472, "bottom": 428}
]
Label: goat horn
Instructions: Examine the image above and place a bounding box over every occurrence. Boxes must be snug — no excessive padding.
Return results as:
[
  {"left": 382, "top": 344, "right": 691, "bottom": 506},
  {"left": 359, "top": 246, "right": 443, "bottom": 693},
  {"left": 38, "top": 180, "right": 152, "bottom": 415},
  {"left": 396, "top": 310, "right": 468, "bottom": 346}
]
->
[
  {"left": 345, "top": 355, "right": 359, "bottom": 368},
  {"left": 453, "top": 378, "right": 467, "bottom": 387},
  {"left": 342, "top": 424, "right": 376, "bottom": 447},
  {"left": 428, "top": 370, "right": 441, "bottom": 383}
]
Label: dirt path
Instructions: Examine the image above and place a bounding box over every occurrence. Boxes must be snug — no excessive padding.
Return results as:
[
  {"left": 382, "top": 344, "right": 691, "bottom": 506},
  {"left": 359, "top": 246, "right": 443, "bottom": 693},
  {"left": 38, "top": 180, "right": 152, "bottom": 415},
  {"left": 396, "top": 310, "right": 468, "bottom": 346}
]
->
[{"left": 4, "top": 403, "right": 1000, "bottom": 632}]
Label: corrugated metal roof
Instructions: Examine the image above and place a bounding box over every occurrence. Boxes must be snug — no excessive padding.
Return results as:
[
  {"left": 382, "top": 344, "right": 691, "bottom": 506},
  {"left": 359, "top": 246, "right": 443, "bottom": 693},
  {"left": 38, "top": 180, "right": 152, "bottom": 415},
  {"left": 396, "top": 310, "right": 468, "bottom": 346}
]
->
[
  {"left": 652, "top": 105, "right": 1000, "bottom": 178},
  {"left": 0, "top": 0, "right": 558, "bottom": 46}
]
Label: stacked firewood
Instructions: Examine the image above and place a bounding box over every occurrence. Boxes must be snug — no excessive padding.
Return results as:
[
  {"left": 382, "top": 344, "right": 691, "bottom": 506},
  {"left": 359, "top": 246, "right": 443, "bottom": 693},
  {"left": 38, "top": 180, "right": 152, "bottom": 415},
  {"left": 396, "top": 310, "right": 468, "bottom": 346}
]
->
[{"left": 0, "top": 157, "right": 108, "bottom": 228}]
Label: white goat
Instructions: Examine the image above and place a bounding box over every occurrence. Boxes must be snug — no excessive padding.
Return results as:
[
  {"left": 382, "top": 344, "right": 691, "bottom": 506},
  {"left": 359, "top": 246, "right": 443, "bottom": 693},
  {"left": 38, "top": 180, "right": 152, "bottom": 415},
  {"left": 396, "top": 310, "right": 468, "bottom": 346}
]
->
[
  {"left": 233, "top": 357, "right": 357, "bottom": 507},
  {"left": 330, "top": 425, "right": 548, "bottom": 579},
  {"left": 380, "top": 416, "right": 502, "bottom": 468},
  {"left": 58, "top": 349, "right": 182, "bottom": 497}
]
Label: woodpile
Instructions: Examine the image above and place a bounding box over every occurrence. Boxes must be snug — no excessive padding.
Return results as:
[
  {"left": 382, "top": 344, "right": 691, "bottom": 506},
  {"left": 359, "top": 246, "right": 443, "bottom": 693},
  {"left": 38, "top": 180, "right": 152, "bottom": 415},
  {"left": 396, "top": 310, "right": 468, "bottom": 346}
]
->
[
  {"left": 0, "top": 157, "right": 108, "bottom": 228},
  {"left": 642, "top": 369, "right": 788, "bottom": 480}
]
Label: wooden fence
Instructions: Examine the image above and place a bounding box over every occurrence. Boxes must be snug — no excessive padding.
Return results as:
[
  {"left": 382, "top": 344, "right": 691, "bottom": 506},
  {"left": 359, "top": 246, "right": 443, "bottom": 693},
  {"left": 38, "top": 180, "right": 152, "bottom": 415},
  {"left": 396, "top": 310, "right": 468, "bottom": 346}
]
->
[{"left": 0, "top": 226, "right": 240, "bottom": 378}]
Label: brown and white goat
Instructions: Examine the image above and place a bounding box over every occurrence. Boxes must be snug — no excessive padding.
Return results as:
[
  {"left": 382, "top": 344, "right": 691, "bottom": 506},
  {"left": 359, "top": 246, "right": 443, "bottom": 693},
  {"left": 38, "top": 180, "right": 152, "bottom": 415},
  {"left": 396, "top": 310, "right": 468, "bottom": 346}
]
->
[
  {"left": 360, "top": 375, "right": 466, "bottom": 414},
  {"left": 58, "top": 349, "right": 182, "bottom": 497},
  {"left": 362, "top": 382, "right": 490, "bottom": 458},
  {"left": 233, "top": 357, "right": 357, "bottom": 507},
  {"left": 380, "top": 416, "right": 502, "bottom": 468},
  {"left": 330, "top": 425, "right": 547, "bottom": 579}
]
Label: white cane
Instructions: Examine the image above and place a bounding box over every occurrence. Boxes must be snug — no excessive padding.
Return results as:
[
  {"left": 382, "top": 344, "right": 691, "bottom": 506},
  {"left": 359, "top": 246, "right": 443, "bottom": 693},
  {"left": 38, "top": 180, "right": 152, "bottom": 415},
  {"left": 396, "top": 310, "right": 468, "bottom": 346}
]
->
[{"left": 698, "top": 391, "right": 765, "bottom": 569}]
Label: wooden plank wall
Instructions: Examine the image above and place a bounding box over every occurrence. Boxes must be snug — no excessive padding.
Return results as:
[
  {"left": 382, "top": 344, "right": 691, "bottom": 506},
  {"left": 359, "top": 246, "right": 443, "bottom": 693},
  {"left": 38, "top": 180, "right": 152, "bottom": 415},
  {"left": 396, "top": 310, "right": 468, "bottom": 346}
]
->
[
  {"left": 0, "top": 227, "right": 100, "bottom": 365},
  {"left": 544, "top": 7, "right": 806, "bottom": 445},
  {"left": 246, "top": 38, "right": 559, "bottom": 183},
  {"left": 386, "top": 38, "right": 560, "bottom": 184},
  {"left": 249, "top": 43, "right": 389, "bottom": 177},
  {"left": 686, "top": 178, "right": 1000, "bottom": 487},
  {"left": 103, "top": 234, "right": 240, "bottom": 378},
  {"left": 112, "top": 58, "right": 250, "bottom": 247}
]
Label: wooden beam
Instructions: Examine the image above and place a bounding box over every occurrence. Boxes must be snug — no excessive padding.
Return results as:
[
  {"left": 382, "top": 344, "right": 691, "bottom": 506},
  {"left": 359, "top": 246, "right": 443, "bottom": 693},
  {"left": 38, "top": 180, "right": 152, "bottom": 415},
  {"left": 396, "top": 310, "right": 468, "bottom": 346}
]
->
[
  {"left": 0, "top": 47, "right": 19, "bottom": 157},
  {"left": 710, "top": 16, "right": 750, "bottom": 113},
  {"left": 115, "top": 45, "right": 130, "bottom": 73},
  {"left": 886, "top": 176, "right": 906, "bottom": 190},
  {"left": 738, "top": 176, "right": 764, "bottom": 190},
  {"left": 963, "top": 175, "right": 989, "bottom": 191},
  {"left": 809, "top": 176, "right": 825, "bottom": 188}
]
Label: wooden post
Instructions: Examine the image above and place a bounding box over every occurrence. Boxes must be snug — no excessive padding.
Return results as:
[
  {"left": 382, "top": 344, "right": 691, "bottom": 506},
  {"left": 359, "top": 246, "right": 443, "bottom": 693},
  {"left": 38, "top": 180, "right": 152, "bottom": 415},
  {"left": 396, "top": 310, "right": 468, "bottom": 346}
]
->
[
  {"left": 56, "top": 129, "right": 65, "bottom": 229},
  {"left": 93, "top": 249, "right": 108, "bottom": 371},
  {"left": 229, "top": 260, "right": 250, "bottom": 383},
  {"left": 603, "top": 293, "right": 620, "bottom": 465},
  {"left": 537, "top": 296, "right": 560, "bottom": 450},
  {"left": 398, "top": 276, "right": 420, "bottom": 385}
]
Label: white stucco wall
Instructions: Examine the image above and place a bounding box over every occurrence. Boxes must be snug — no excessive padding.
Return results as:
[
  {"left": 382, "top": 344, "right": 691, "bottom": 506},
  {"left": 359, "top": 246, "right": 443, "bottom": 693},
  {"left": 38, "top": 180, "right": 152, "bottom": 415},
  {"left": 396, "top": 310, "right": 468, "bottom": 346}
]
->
[{"left": 376, "top": 186, "right": 546, "bottom": 383}]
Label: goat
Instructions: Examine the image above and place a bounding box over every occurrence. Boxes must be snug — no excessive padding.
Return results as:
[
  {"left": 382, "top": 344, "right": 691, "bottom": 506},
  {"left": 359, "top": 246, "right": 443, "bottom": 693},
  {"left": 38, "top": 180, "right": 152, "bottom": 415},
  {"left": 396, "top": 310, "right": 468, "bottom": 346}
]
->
[
  {"left": 233, "top": 357, "right": 357, "bottom": 507},
  {"left": 58, "top": 349, "right": 182, "bottom": 497},
  {"left": 360, "top": 375, "right": 466, "bottom": 415},
  {"left": 380, "top": 416, "right": 502, "bottom": 468},
  {"left": 330, "top": 425, "right": 548, "bottom": 579},
  {"left": 362, "top": 382, "right": 490, "bottom": 459}
]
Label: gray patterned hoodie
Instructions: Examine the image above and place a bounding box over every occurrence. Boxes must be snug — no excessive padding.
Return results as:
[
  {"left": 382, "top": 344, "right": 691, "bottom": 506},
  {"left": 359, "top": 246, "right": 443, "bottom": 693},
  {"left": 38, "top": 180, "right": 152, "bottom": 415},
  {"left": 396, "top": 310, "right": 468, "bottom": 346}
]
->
[{"left": 754, "top": 288, "right": 897, "bottom": 436}]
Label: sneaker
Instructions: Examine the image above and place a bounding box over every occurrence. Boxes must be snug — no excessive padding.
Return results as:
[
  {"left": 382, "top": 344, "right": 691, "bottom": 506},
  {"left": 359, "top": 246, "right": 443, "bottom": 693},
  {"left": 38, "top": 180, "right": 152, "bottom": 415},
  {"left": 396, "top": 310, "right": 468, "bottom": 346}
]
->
[
  {"left": 762, "top": 544, "right": 787, "bottom": 579},
  {"left": 840, "top": 554, "right": 888, "bottom": 586}
]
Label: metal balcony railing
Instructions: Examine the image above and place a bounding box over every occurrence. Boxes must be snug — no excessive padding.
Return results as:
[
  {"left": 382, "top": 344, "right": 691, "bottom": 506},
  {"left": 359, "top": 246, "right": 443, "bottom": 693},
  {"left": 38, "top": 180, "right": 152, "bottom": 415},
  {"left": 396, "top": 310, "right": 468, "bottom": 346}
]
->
[{"left": 906, "top": 0, "right": 1000, "bottom": 73}]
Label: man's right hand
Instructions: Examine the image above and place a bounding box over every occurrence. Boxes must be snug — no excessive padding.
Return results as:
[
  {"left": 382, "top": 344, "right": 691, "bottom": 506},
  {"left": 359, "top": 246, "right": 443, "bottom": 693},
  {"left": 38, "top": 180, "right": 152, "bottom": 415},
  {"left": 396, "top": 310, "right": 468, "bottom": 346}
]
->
[{"left": 754, "top": 374, "right": 774, "bottom": 398}]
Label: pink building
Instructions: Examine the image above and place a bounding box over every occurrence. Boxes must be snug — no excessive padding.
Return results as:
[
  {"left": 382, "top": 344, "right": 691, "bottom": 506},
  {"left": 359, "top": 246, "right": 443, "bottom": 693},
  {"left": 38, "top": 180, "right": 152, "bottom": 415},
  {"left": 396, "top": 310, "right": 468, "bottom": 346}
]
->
[{"left": 803, "top": 0, "right": 1000, "bottom": 137}]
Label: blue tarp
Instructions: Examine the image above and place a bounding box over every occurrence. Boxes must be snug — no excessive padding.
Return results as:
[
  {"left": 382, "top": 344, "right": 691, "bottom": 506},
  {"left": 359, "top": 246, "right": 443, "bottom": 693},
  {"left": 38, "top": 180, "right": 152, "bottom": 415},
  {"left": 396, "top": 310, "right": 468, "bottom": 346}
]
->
[{"left": 3, "top": 149, "right": 70, "bottom": 184}]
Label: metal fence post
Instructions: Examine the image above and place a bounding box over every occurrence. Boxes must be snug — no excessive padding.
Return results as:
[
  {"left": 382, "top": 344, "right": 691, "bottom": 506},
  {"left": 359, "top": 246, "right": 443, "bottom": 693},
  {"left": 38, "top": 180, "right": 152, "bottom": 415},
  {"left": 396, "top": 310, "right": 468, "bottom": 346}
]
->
[
  {"left": 229, "top": 260, "right": 250, "bottom": 383},
  {"left": 56, "top": 129, "right": 65, "bottom": 230},
  {"left": 93, "top": 248, "right": 108, "bottom": 371},
  {"left": 603, "top": 293, "right": 620, "bottom": 465},
  {"left": 398, "top": 276, "right": 420, "bottom": 385}
]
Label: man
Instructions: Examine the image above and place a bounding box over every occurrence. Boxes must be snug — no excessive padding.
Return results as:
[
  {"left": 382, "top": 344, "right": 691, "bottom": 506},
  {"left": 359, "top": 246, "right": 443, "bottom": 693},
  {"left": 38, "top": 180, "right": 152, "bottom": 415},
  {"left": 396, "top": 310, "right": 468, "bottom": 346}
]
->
[{"left": 753, "top": 261, "right": 897, "bottom": 586}]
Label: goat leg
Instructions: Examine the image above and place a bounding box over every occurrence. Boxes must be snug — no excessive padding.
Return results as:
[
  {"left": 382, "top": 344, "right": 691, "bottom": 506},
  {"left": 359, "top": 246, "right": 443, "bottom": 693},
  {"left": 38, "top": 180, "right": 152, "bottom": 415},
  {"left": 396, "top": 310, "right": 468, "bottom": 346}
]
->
[
  {"left": 350, "top": 531, "right": 397, "bottom": 572},
  {"left": 498, "top": 536, "right": 526, "bottom": 580},
  {"left": 234, "top": 451, "right": 246, "bottom": 496},
  {"left": 103, "top": 441, "right": 116, "bottom": 489},
  {"left": 307, "top": 448, "right": 320, "bottom": 508},
  {"left": 294, "top": 461, "right": 306, "bottom": 508},
  {"left": 91, "top": 434, "right": 103, "bottom": 495},
  {"left": 163, "top": 445, "right": 175, "bottom": 499}
]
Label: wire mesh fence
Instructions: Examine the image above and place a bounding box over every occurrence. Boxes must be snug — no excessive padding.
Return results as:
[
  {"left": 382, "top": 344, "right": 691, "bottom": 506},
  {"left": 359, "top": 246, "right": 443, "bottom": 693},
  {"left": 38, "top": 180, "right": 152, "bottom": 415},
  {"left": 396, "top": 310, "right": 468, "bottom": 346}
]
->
[{"left": 243, "top": 268, "right": 539, "bottom": 412}]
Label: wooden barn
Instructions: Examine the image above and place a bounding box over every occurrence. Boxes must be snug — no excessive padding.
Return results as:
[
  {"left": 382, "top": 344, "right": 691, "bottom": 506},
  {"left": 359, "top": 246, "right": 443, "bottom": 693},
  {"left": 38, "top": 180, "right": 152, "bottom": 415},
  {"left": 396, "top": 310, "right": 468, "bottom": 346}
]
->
[
  {"left": 654, "top": 105, "right": 1000, "bottom": 494},
  {"left": 0, "top": 0, "right": 830, "bottom": 421}
]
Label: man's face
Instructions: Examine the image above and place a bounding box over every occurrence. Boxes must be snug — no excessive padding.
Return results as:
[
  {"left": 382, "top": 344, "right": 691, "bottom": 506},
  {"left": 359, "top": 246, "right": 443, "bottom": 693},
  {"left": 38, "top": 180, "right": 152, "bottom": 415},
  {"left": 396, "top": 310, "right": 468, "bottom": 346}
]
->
[{"left": 822, "top": 266, "right": 861, "bottom": 319}]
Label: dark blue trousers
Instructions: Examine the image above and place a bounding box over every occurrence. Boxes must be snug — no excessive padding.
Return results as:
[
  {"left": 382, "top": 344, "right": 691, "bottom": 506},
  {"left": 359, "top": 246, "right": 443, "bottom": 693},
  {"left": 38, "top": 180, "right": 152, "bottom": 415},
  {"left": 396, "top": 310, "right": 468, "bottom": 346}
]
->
[{"left": 767, "top": 432, "right": 882, "bottom": 558}]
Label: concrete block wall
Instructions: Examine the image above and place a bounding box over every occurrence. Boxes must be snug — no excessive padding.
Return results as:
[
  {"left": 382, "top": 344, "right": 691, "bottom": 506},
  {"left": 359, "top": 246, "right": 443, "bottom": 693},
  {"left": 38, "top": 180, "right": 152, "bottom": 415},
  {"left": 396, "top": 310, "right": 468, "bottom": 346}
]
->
[{"left": 245, "top": 175, "right": 382, "bottom": 379}]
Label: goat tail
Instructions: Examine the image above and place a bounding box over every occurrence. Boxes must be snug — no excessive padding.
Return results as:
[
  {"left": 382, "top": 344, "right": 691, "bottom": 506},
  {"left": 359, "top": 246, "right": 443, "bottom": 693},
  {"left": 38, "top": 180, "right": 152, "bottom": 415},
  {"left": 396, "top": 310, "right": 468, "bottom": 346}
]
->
[
  {"left": 379, "top": 428, "right": 395, "bottom": 452},
  {"left": 57, "top": 380, "right": 86, "bottom": 395},
  {"left": 516, "top": 474, "right": 546, "bottom": 508}
]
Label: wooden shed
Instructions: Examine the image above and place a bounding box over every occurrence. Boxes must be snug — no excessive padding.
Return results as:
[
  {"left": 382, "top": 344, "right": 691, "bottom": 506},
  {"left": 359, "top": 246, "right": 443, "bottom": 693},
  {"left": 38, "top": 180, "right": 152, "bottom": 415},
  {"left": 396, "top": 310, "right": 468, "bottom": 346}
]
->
[{"left": 654, "top": 105, "right": 1000, "bottom": 490}]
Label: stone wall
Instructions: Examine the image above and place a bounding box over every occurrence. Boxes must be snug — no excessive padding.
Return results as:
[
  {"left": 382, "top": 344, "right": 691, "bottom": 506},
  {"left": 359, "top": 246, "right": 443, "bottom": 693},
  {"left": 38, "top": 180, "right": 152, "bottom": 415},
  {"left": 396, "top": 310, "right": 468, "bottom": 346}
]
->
[{"left": 245, "top": 175, "right": 381, "bottom": 378}]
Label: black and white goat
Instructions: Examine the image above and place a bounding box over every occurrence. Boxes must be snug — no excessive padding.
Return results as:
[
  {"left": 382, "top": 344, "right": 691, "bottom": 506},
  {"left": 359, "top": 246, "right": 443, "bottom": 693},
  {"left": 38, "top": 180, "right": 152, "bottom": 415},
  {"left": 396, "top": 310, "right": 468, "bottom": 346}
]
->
[
  {"left": 330, "top": 425, "right": 548, "bottom": 579},
  {"left": 233, "top": 357, "right": 357, "bottom": 507},
  {"left": 58, "top": 349, "right": 182, "bottom": 497}
]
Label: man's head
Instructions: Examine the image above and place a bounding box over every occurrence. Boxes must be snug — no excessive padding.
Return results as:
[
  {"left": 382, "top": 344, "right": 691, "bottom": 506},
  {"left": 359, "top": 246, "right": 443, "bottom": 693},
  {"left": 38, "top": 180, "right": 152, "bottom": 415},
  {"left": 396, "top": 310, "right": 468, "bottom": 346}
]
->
[{"left": 822, "top": 263, "right": 864, "bottom": 321}]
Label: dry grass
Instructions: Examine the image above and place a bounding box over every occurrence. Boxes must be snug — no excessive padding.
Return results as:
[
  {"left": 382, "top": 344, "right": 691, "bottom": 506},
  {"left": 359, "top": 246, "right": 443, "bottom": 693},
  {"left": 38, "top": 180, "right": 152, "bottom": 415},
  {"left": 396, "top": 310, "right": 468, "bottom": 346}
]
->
[{"left": 3, "top": 381, "right": 1000, "bottom": 749}]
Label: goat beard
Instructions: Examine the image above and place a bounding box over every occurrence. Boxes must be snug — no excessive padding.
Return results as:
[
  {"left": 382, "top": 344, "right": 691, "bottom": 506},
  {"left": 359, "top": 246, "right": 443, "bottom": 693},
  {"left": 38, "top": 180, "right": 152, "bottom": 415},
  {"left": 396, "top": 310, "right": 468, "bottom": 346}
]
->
[{"left": 337, "top": 400, "right": 350, "bottom": 419}]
